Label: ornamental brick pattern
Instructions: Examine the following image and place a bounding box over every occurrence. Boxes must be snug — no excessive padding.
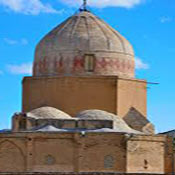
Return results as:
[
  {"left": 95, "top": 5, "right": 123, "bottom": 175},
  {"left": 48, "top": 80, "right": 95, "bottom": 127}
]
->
[{"left": 33, "top": 56, "right": 135, "bottom": 77}]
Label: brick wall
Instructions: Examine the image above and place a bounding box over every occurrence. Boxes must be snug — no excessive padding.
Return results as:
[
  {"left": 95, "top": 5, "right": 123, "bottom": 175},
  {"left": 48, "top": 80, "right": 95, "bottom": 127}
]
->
[
  {"left": 22, "top": 76, "right": 147, "bottom": 119},
  {"left": 0, "top": 133, "right": 169, "bottom": 173}
]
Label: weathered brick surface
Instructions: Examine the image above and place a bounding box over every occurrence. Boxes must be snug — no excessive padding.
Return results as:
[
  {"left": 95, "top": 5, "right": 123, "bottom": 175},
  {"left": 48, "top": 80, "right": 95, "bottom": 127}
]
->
[
  {"left": 34, "top": 12, "right": 135, "bottom": 78},
  {"left": 22, "top": 76, "right": 147, "bottom": 119},
  {"left": 0, "top": 133, "right": 171, "bottom": 174},
  {"left": 0, "top": 173, "right": 171, "bottom": 175}
]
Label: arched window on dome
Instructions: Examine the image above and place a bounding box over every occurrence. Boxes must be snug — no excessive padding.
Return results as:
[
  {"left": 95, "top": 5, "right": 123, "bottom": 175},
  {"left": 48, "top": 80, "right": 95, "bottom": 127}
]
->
[{"left": 84, "top": 54, "right": 95, "bottom": 72}]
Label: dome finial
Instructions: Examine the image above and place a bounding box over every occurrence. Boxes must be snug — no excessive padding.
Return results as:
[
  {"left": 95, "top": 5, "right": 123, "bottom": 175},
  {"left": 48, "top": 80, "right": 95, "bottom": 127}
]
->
[
  {"left": 83, "top": 0, "right": 87, "bottom": 10},
  {"left": 80, "top": 0, "right": 88, "bottom": 11}
]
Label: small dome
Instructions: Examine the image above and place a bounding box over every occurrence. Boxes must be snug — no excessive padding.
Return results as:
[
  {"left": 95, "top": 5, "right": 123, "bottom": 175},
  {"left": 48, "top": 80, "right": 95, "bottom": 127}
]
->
[
  {"left": 27, "top": 107, "right": 72, "bottom": 119},
  {"left": 34, "top": 11, "right": 135, "bottom": 78},
  {"left": 76, "top": 110, "right": 141, "bottom": 134},
  {"left": 77, "top": 109, "right": 118, "bottom": 120}
]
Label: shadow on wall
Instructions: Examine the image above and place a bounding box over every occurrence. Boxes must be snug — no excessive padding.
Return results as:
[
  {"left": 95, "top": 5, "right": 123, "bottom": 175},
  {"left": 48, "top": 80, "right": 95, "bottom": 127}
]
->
[{"left": 123, "top": 107, "right": 155, "bottom": 134}]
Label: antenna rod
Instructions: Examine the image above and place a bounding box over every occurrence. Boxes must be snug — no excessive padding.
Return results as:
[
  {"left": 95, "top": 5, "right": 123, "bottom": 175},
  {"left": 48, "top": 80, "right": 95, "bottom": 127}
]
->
[
  {"left": 79, "top": 0, "right": 89, "bottom": 12},
  {"left": 83, "top": 0, "right": 87, "bottom": 11}
]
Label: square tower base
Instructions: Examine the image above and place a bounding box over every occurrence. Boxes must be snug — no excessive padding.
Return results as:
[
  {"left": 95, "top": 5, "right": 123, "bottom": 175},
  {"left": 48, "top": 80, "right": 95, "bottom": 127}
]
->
[{"left": 22, "top": 76, "right": 147, "bottom": 118}]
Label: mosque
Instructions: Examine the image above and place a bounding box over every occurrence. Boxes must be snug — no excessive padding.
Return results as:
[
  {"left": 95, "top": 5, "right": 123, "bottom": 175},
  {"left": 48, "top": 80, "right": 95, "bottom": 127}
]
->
[{"left": 0, "top": 1, "right": 174, "bottom": 174}]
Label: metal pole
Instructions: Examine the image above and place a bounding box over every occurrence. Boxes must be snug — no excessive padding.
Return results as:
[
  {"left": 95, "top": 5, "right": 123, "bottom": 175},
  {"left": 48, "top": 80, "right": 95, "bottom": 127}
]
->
[{"left": 83, "top": 0, "right": 87, "bottom": 11}]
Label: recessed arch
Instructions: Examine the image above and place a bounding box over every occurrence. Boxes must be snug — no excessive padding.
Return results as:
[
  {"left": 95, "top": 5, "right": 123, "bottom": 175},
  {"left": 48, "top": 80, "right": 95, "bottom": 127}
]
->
[{"left": 0, "top": 140, "right": 25, "bottom": 172}]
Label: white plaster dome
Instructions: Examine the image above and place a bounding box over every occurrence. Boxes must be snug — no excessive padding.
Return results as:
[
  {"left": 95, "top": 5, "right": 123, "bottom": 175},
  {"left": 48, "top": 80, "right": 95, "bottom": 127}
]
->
[
  {"left": 77, "top": 109, "right": 119, "bottom": 120},
  {"left": 76, "top": 110, "right": 141, "bottom": 133},
  {"left": 27, "top": 107, "right": 72, "bottom": 119},
  {"left": 34, "top": 11, "right": 135, "bottom": 78}
]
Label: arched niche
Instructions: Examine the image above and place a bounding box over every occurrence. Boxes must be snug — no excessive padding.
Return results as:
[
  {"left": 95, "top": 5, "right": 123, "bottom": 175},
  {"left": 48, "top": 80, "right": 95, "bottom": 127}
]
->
[{"left": 0, "top": 140, "right": 25, "bottom": 172}]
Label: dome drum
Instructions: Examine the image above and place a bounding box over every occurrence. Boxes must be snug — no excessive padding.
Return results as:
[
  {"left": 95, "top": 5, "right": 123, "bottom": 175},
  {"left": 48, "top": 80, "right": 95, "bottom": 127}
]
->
[
  {"left": 33, "top": 52, "right": 135, "bottom": 77},
  {"left": 12, "top": 113, "right": 114, "bottom": 132}
]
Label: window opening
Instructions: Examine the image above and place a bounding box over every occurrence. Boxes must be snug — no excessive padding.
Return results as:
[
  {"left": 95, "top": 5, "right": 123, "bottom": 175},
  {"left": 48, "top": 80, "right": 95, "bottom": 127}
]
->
[{"left": 84, "top": 54, "right": 95, "bottom": 72}]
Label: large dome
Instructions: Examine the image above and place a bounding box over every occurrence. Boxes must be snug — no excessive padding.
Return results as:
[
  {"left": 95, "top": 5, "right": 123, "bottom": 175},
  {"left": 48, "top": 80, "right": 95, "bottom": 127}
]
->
[{"left": 34, "top": 11, "right": 135, "bottom": 78}]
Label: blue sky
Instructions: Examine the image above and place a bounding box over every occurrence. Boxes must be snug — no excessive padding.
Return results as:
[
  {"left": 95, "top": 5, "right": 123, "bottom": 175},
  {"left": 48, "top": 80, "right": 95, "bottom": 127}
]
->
[{"left": 0, "top": 0, "right": 174, "bottom": 133}]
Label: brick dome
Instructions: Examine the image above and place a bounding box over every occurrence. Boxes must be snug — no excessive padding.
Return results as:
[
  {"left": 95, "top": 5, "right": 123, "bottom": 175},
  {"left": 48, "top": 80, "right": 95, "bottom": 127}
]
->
[
  {"left": 27, "top": 107, "right": 72, "bottom": 119},
  {"left": 33, "top": 11, "right": 135, "bottom": 78}
]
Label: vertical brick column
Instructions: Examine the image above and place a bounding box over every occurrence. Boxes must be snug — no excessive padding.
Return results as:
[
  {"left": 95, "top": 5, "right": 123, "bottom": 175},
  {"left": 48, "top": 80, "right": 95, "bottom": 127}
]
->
[{"left": 26, "top": 137, "right": 34, "bottom": 171}]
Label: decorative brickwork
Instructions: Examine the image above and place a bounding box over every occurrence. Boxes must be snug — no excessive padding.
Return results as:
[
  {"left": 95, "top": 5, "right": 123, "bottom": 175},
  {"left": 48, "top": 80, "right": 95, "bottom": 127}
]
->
[
  {"left": 33, "top": 56, "right": 134, "bottom": 77},
  {"left": 34, "top": 11, "right": 135, "bottom": 77}
]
